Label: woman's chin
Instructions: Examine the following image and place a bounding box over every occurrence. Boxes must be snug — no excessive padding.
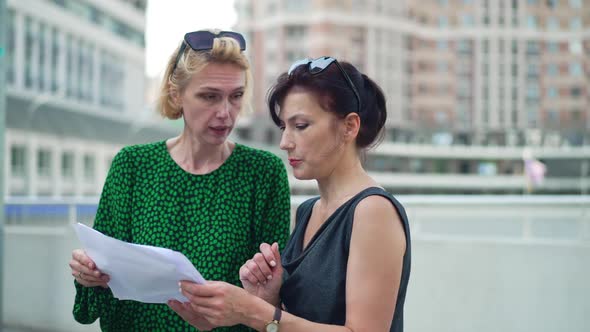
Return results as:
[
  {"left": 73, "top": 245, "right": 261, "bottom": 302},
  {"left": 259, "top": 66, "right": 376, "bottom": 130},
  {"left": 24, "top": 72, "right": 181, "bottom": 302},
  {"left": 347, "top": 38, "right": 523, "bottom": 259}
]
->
[{"left": 292, "top": 171, "right": 313, "bottom": 181}]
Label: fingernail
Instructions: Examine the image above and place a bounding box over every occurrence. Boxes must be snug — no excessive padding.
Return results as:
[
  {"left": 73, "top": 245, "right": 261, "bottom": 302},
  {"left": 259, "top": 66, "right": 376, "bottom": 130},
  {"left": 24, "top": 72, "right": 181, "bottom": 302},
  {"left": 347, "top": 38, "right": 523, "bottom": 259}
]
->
[
  {"left": 270, "top": 260, "right": 276, "bottom": 267},
  {"left": 267, "top": 275, "right": 273, "bottom": 280}
]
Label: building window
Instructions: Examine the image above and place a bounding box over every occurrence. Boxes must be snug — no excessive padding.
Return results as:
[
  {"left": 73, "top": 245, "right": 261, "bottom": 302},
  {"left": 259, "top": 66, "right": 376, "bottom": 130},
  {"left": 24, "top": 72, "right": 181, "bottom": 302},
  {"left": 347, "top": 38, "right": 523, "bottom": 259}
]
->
[
  {"left": 547, "top": 42, "right": 560, "bottom": 53},
  {"left": 6, "top": 9, "right": 15, "bottom": 84},
  {"left": 38, "top": 23, "right": 47, "bottom": 91},
  {"left": 526, "top": 41, "right": 540, "bottom": 54},
  {"left": 569, "top": 17, "right": 582, "bottom": 30},
  {"left": 512, "top": 0, "right": 519, "bottom": 9},
  {"left": 547, "top": 109, "right": 559, "bottom": 127},
  {"left": 527, "top": 107, "right": 538, "bottom": 126},
  {"left": 457, "top": 39, "right": 472, "bottom": 53},
  {"left": 546, "top": 17, "right": 560, "bottom": 30},
  {"left": 546, "top": 0, "right": 558, "bottom": 8},
  {"left": 287, "top": 0, "right": 310, "bottom": 11},
  {"left": 546, "top": 63, "right": 559, "bottom": 76},
  {"left": 83, "top": 155, "right": 95, "bottom": 181},
  {"left": 547, "top": 87, "right": 559, "bottom": 98},
  {"left": 569, "top": 40, "right": 583, "bottom": 54},
  {"left": 66, "top": 35, "right": 75, "bottom": 97},
  {"left": 51, "top": 28, "right": 60, "bottom": 92},
  {"left": 569, "top": 0, "right": 582, "bottom": 8},
  {"left": 10, "top": 146, "right": 27, "bottom": 177},
  {"left": 438, "top": 17, "right": 449, "bottom": 28},
  {"left": 526, "top": 16, "right": 538, "bottom": 28},
  {"left": 571, "top": 87, "right": 582, "bottom": 97},
  {"left": 62, "top": 152, "right": 74, "bottom": 179},
  {"left": 37, "top": 149, "right": 52, "bottom": 177},
  {"left": 527, "top": 85, "right": 540, "bottom": 99},
  {"left": 460, "top": 14, "right": 475, "bottom": 26},
  {"left": 569, "top": 62, "right": 583, "bottom": 76},
  {"left": 437, "top": 61, "right": 449, "bottom": 72},
  {"left": 24, "top": 16, "right": 36, "bottom": 89},
  {"left": 527, "top": 64, "right": 539, "bottom": 78},
  {"left": 511, "top": 64, "right": 519, "bottom": 77}
]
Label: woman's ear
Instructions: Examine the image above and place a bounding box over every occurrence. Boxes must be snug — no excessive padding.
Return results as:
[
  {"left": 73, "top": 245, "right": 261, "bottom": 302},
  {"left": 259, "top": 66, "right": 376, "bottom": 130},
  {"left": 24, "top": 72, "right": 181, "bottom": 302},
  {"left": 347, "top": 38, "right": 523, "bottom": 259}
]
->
[
  {"left": 343, "top": 113, "right": 360, "bottom": 142},
  {"left": 169, "top": 87, "right": 181, "bottom": 110}
]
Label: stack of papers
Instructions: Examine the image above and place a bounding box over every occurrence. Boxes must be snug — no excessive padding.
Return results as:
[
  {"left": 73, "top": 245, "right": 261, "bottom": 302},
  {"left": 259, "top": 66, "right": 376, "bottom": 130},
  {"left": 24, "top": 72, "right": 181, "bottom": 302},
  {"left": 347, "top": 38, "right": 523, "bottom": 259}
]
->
[{"left": 74, "top": 223, "right": 206, "bottom": 304}]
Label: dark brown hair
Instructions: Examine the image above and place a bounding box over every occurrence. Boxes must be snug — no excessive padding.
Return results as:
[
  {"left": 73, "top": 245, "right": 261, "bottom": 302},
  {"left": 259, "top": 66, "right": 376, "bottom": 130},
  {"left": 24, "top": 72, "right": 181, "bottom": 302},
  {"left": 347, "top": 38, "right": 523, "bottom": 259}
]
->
[{"left": 267, "top": 60, "right": 387, "bottom": 149}]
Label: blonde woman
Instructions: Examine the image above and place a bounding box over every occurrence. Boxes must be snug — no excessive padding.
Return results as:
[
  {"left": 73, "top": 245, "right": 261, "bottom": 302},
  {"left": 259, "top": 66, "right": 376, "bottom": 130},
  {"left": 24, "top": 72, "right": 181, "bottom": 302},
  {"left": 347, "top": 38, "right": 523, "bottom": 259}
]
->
[{"left": 69, "top": 30, "right": 291, "bottom": 332}]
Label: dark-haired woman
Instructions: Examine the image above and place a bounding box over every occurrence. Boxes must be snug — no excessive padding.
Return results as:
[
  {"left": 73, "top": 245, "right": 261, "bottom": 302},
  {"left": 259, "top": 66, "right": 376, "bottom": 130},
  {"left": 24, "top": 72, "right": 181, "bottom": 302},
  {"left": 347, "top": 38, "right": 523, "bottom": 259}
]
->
[{"left": 171, "top": 57, "right": 411, "bottom": 332}]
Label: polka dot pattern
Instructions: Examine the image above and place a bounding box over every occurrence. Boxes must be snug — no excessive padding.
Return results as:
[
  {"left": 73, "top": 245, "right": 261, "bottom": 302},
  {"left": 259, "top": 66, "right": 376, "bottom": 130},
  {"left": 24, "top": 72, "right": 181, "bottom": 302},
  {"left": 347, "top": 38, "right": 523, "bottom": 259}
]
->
[{"left": 73, "top": 141, "right": 291, "bottom": 331}]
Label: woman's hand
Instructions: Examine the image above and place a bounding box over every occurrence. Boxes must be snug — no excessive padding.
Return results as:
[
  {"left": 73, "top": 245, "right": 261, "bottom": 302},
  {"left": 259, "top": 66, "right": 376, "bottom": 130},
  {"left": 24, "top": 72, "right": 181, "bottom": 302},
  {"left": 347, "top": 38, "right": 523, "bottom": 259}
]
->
[
  {"left": 179, "top": 281, "right": 253, "bottom": 328},
  {"left": 69, "top": 248, "right": 110, "bottom": 288},
  {"left": 239, "top": 242, "right": 283, "bottom": 305},
  {"left": 167, "top": 299, "right": 216, "bottom": 331}
]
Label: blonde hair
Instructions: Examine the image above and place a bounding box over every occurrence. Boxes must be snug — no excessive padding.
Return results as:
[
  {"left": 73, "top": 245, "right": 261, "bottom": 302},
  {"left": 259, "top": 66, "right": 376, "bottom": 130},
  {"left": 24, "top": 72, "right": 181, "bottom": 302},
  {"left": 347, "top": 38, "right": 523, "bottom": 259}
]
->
[{"left": 157, "top": 32, "right": 253, "bottom": 119}]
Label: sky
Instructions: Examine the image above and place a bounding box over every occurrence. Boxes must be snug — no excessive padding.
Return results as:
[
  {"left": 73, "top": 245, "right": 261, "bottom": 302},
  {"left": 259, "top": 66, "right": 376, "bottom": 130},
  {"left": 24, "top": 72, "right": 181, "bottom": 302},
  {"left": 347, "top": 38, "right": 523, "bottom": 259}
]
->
[{"left": 145, "top": 0, "right": 237, "bottom": 78}]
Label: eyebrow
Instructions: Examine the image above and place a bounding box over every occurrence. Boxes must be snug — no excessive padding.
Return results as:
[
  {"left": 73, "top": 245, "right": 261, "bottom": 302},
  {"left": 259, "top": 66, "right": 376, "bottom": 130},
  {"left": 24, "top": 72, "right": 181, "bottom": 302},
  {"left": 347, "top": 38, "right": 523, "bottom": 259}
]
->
[
  {"left": 283, "top": 113, "right": 308, "bottom": 123},
  {"left": 198, "top": 86, "right": 245, "bottom": 93}
]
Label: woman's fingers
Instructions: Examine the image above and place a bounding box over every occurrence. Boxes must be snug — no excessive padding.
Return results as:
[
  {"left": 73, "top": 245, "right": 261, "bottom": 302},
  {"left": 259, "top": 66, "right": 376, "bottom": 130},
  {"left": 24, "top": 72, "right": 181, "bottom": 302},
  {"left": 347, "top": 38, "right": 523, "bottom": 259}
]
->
[
  {"left": 259, "top": 242, "right": 278, "bottom": 267},
  {"left": 239, "top": 263, "right": 261, "bottom": 285},
  {"left": 271, "top": 242, "right": 282, "bottom": 267},
  {"left": 70, "top": 248, "right": 110, "bottom": 287},
  {"left": 252, "top": 253, "right": 273, "bottom": 281},
  {"left": 72, "top": 249, "right": 95, "bottom": 270}
]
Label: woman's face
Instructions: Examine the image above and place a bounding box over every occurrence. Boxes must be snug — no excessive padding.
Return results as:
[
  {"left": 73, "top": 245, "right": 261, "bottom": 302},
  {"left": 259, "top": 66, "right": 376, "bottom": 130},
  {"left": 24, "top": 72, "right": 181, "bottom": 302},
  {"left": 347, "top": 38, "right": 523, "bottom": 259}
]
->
[
  {"left": 178, "top": 62, "right": 246, "bottom": 146},
  {"left": 279, "top": 89, "right": 345, "bottom": 180}
]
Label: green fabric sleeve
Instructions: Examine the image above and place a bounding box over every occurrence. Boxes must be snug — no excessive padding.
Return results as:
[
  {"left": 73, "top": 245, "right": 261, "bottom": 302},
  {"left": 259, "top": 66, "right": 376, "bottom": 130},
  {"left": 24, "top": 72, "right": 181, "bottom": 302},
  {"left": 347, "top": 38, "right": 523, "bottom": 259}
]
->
[
  {"left": 72, "top": 147, "right": 135, "bottom": 325},
  {"left": 253, "top": 152, "right": 291, "bottom": 253}
]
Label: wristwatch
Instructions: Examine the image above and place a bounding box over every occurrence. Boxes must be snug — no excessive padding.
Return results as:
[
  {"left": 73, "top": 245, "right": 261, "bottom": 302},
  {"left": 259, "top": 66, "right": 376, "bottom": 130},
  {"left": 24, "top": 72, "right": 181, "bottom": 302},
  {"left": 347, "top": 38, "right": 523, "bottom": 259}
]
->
[{"left": 265, "top": 307, "right": 282, "bottom": 332}]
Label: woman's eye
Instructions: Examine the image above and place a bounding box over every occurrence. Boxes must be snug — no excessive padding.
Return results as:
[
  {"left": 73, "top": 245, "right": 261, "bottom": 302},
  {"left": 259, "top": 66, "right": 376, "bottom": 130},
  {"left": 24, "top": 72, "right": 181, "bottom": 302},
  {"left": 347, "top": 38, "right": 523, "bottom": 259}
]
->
[
  {"left": 232, "top": 92, "right": 244, "bottom": 99},
  {"left": 200, "top": 94, "right": 218, "bottom": 101},
  {"left": 278, "top": 125, "right": 286, "bottom": 131},
  {"left": 295, "top": 123, "right": 308, "bottom": 130}
]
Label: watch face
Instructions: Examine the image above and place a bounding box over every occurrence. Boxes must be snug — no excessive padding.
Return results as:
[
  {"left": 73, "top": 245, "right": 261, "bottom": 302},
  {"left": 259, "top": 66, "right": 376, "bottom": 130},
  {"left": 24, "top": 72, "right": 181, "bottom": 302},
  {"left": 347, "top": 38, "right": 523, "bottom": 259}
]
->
[{"left": 265, "top": 322, "right": 279, "bottom": 332}]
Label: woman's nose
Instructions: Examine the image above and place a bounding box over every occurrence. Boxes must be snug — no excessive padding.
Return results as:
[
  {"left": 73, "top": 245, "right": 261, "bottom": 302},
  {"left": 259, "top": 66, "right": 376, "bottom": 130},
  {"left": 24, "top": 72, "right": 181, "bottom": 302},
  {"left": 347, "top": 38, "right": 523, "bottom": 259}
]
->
[
  {"left": 279, "top": 131, "right": 294, "bottom": 150},
  {"left": 216, "top": 99, "right": 230, "bottom": 118}
]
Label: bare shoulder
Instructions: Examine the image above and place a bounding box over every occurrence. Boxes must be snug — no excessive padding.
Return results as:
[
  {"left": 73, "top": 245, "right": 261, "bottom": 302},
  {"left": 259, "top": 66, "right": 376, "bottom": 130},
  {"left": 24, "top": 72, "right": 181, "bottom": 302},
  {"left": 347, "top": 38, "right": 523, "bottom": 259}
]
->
[{"left": 353, "top": 195, "right": 406, "bottom": 251}]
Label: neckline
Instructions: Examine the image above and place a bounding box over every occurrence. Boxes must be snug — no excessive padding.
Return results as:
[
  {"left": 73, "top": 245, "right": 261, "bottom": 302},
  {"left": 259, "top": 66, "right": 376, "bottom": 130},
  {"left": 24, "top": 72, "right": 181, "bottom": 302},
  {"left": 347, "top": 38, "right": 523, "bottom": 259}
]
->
[
  {"left": 162, "top": 140, "right": 242, "bottom": 177},
  {"left": 297, "top": 186, "right": 384, "bottom": 255}
]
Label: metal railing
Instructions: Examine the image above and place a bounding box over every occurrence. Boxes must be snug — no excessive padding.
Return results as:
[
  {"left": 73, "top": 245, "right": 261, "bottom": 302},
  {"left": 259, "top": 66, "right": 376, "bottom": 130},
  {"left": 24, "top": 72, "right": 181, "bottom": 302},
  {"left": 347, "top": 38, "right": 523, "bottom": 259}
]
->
[{"left": 5, "top": 195, "right": 590, "bottom": 246}]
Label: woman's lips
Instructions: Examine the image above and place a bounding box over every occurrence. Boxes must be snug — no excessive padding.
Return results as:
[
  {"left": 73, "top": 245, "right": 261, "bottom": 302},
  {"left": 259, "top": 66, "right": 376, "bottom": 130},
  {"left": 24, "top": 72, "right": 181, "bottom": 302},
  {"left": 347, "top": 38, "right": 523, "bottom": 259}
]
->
[
  {"left": 288, "top": 158, "right": 302, "bottom": 167},
  {"left": 210, "top": 126, "right": 229, "bottom": 135}
]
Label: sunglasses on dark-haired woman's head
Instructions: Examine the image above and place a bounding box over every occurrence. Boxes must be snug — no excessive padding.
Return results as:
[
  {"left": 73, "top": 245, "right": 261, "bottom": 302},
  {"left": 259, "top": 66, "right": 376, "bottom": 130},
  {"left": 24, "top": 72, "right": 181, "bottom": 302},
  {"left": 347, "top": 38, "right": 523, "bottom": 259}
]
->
[
  {"left": 288, "top": 56, "right": 362, "bottom": 114},
  {"left": 172, "top": 30, "right": 247, "bottom": 73}
]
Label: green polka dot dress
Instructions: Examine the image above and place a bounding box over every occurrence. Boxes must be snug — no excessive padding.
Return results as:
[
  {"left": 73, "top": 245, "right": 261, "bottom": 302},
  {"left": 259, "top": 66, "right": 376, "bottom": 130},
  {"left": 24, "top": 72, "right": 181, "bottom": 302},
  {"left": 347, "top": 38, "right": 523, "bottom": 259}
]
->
[{"left": 73, "top": 141, "right": 291, "bottom": 332}]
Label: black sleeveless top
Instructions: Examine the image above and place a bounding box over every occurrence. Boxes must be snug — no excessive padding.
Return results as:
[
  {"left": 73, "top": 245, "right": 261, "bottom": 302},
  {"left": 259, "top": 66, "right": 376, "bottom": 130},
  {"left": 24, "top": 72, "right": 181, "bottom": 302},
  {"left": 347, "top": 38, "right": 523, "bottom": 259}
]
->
[{"left": 280, "top": 187, "right": 411, "bottom": 331}]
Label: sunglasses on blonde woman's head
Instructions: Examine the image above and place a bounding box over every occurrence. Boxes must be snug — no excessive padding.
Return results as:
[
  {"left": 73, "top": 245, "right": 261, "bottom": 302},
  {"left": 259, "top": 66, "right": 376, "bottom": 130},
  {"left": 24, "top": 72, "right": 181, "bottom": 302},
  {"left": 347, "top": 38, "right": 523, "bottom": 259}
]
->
[
  {"left": 288, "top": 56, "right": 362, "bottom": 114},
  {"left": 172, "top": 30, "right": 247, "bottom": 74}
]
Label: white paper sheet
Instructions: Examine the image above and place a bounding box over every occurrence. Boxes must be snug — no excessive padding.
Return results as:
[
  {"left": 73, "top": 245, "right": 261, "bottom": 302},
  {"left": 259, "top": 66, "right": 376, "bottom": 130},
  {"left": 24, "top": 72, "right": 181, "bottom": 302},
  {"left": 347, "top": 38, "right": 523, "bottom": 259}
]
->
[{"left": 74, "top": 222, "right": 206, "bottom": 304}]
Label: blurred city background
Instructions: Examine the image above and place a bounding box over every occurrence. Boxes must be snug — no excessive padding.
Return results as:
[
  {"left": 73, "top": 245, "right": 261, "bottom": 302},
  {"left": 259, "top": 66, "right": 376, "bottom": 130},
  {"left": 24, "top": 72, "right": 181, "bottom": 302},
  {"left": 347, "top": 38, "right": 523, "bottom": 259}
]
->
[{"left": 1, "top": 0, "right": 589, "bottom": 331}]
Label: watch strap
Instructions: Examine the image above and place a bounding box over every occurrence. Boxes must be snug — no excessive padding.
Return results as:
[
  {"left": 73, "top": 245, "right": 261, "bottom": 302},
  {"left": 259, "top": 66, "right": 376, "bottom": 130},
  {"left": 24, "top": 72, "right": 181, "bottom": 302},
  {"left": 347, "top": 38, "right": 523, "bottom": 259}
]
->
[{"left": 273, "top": 306, "right": 282, "bottom": 322}]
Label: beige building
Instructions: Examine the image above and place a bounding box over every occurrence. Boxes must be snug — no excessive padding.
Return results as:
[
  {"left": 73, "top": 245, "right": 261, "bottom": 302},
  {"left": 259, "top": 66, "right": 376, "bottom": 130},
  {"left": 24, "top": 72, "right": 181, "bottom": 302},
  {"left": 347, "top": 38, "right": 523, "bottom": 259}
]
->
[{"left": 234, "top": 0, "right": 590, "bottom": 147}]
